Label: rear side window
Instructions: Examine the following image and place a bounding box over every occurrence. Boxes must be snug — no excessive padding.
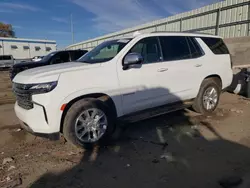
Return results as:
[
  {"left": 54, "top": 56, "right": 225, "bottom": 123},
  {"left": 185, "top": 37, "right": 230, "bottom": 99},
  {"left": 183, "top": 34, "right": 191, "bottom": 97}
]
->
[
  {"left": 70, "top": 51, "right": 83, "bottom": 60},
  {"left": 75, "top": 51, "right": 86, "bottom": 59},
  {"left": 201, "top": 37, "right": 229, "bottom": 54},
  {"left": 187, "top": 37, "right": 203, "bottom": 58},
  {"left": 159, "top": 36, "right": 191, "bottom": 61}
]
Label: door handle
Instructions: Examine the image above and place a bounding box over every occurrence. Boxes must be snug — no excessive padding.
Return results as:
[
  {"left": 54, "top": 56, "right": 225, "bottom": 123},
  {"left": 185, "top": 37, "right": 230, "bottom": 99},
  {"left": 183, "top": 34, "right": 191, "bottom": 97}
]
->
[
  {"left": 157, "top": 68, "right": 168, "bottom": 72},
  {"left": 195, "top": 64, "right": 202, "bottom": 67}
]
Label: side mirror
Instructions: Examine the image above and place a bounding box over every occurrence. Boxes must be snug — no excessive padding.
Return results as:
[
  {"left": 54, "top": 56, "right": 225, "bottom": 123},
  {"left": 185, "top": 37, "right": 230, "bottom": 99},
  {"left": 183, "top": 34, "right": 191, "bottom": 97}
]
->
[{"left": 123, "top": 53, "right": 143, "bottom": 70}]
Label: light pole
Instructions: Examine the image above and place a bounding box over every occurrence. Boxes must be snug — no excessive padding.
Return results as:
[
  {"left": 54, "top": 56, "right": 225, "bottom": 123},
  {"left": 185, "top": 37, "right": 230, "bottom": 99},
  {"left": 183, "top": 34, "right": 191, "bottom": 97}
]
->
[{"left": 71, "top": 13, "right": 74, "bottom": 44}]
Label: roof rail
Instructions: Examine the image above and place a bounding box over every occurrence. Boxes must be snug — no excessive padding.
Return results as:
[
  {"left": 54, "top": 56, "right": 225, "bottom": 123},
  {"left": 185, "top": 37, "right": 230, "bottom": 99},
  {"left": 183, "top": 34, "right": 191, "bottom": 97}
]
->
[{"left": 151, "top": 31, "right": 216, "bottom": 36}]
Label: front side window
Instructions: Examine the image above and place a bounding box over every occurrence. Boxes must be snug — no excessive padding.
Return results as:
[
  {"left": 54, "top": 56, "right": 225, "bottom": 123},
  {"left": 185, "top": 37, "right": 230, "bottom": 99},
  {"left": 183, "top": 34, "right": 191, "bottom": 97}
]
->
[
  {"left": 160, "top": 36, "right": 191, "bottom": 61},
  {"left": 129, "top": 37, "right": 161, "bottom": 64},
  {"left": 78, "top": 38, "right": 132, "bottom": 64},
  {"left": 201, "top": 37, "right": 229, "bottom": 55}
]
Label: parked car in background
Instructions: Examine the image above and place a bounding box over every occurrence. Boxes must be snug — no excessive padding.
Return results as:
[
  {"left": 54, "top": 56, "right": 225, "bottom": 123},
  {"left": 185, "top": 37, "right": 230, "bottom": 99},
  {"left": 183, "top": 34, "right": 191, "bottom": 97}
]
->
[
  {"left": 0, "top": 55, "right": 14, "bottom": 69},
  {"left": 10, "top": 49, "right": 88, "bottom": 80},
  {"left": 32, "top": 56, "right": 44, "bottom": 62},
  {"left": 12, "top": 32, "right": 233, "bottom": 148}
]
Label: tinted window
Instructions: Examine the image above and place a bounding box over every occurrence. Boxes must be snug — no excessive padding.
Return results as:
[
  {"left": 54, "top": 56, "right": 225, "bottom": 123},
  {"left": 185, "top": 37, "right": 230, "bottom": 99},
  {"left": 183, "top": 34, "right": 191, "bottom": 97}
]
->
[
  {"left": 42, "top": 52, "right": 56, "bottom": 62},
  {"left": 129, "top": 37, "right": 161, "bottom": 64},
  {"left": 201, "top": 37, "right": 229, "bottom": 54},
  {"left": 160, "top": 36, "right": 191, "bottom": 61},
  {"left": 187, "top": 37, "right": 203, "bottom": 58},
  {"left": 71, "top": 50, "right": 87, "bottom": 60},
  {"left": 50, "top": 52, "right": 70, "bottom": 64}
]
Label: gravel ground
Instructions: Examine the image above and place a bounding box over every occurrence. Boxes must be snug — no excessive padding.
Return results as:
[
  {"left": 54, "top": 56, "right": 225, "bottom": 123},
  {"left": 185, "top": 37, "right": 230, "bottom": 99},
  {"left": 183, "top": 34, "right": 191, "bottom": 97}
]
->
[{"left": 0, "top": 92, "right": 250, "bottom": 188}]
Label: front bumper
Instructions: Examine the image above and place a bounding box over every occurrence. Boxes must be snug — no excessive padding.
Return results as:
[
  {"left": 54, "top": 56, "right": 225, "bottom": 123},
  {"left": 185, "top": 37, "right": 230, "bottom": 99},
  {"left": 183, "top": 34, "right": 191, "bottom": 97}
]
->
[
  {"left": 0, "top": 64, "right": 12, "bottom": 68},
  {"left": 14, "top": 102, "right": 60, "bottom": 139},
  {"left": 19, "top": 120, "right": 60, "bottom": 140}
]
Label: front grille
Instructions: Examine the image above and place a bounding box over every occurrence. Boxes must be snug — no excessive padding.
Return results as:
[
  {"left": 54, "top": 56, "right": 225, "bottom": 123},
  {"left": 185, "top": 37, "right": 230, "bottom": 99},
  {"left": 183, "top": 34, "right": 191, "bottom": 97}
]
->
[{"left": 13, "top": 83, "right": 33, "bottom": 110}]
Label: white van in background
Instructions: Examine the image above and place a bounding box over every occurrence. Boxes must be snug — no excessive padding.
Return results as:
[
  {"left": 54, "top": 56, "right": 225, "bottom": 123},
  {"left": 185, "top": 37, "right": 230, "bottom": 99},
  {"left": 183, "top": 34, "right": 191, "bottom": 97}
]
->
[{"left": 0, "top": 55, "right": 14, "bottom": 68}]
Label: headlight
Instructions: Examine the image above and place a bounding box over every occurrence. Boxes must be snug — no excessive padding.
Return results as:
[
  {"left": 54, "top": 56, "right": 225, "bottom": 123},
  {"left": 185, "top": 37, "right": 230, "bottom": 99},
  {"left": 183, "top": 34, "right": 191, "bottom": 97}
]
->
[{"left": 29, "top": 81, "right": 58, "bottom": 94}]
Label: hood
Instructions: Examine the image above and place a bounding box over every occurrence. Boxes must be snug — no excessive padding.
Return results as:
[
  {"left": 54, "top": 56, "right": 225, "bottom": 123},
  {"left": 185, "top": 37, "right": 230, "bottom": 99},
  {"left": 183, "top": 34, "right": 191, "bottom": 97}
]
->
[{"left": 13, "top": 62, "right": 100, "bottom": 84}]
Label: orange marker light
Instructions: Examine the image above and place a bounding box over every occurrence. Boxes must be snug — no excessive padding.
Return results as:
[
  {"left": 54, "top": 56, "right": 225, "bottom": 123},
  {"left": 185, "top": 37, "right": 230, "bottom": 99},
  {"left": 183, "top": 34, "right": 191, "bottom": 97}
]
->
[{"left": 60, "top": 104, "right": 67, "bottom": 111}]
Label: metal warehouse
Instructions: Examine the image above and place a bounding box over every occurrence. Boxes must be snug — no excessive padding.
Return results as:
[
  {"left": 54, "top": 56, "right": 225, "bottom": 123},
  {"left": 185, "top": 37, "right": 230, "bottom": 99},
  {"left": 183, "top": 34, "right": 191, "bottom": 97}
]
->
[
  {"left": 0, "top": 37, "right": 57, "bottom": 59},
  {"left": 67, "top": 0, "right": 250, "bottom": 51}
]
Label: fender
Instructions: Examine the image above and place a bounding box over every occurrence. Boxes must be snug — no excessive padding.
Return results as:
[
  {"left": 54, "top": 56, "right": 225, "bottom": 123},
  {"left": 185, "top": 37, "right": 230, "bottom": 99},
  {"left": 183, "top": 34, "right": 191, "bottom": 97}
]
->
[{"left": 57, "top": 87, "right": 123, "bottom": 118}]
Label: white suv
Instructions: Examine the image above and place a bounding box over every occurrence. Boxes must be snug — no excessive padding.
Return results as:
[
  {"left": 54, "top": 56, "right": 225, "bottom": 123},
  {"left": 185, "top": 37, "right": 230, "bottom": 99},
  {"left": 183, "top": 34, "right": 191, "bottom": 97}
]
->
[{"left": 13, "top": 32, "right": 233, "bottom": 148}]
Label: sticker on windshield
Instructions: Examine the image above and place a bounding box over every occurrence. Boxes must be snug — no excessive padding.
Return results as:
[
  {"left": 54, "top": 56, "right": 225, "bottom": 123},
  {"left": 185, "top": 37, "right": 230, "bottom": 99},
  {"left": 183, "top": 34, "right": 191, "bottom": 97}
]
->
[{"left": 117, "top": 39, "right": 130, "bottom": 43}]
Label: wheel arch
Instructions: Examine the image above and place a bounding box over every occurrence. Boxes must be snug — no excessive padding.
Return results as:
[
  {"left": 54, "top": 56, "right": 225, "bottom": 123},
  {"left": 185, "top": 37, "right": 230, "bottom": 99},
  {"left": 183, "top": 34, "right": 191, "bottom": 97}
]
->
[
  {"left": 60, "top": 93, "right": 118, "bottom": 133},
  {"left": 204, "top": 74, "right": 222, "bottom": 88}
]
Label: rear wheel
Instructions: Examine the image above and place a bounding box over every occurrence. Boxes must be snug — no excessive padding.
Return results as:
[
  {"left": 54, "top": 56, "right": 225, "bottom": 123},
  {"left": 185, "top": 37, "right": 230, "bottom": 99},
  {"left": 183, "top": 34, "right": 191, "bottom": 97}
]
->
[
  {"left": 63, "top": 98, "right": 115, "bottom": 149},
  {"left": 193, "top": 78, "right": 221, "bottom": 115}
]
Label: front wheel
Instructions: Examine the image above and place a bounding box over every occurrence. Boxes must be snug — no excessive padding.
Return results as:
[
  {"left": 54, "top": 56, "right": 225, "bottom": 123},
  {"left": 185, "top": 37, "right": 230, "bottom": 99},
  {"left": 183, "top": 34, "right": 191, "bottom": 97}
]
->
[
  {"left": 63, "top": 99, "right": 115, "bottom": 149},
  {"left": 193, "top": 78, "right": 221, "bottom": 115}
]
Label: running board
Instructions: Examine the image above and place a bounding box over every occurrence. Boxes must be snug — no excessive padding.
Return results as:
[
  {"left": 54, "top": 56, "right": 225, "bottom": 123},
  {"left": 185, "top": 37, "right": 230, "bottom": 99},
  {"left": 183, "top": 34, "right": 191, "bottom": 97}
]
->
[{"left": 118, "top": 101, "right": 193, "bottom": 124}]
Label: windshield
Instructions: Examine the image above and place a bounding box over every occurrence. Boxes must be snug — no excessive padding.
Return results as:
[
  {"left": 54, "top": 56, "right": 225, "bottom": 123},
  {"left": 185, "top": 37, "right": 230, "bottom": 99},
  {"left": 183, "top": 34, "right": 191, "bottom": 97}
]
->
[
  {"left": 41, "top": 52, "right": 57, "bottom": 62},
  {"left": 77, "top": 38, "right": 132, "bottom": 63}
]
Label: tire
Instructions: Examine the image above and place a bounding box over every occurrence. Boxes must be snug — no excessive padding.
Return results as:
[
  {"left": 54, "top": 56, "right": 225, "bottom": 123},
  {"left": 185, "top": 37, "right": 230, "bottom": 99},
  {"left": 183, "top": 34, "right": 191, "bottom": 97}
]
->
[
  {"left": 192, "top": 78, "right": 221, "bottom": 115},
  {"left": 63, "top": 98, "right": 115, "bottom": 149}
]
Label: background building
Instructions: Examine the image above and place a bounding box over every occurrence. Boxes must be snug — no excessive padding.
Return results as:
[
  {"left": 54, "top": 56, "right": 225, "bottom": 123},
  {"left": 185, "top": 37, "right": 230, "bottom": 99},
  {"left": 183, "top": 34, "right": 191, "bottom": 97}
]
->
[
  {"left": 0, "top": 37, "right": 56, "bottom": 59},
  {"left": 66, "top": 0, "right": 250, "bottom": 51}
]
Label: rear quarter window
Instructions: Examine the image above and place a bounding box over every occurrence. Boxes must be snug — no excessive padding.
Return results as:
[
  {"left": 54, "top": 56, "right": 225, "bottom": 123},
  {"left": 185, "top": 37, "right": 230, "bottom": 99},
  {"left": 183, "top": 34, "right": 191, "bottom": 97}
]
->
[{"left": 201, "top": 37, "right": 229, "bottom": 55}]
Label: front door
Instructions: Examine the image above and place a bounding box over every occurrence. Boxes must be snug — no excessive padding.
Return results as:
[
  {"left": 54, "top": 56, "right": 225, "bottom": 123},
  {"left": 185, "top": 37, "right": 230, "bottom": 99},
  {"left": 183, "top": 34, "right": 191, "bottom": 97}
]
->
[{"left": 117, "top": 37, "right": 170, "bottom": 115}]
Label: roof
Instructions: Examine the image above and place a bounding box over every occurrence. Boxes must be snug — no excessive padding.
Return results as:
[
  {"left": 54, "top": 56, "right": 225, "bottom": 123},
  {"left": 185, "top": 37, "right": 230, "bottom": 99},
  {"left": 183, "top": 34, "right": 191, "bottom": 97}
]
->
[{"left": 0, "top": 37, "right": 56, "bottom": 44}]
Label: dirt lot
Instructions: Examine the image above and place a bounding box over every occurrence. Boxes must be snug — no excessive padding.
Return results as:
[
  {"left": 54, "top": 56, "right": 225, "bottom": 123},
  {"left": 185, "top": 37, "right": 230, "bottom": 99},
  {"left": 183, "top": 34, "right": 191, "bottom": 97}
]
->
[{"left": 0, "top": 92, "right": 249, "bottom": 188}]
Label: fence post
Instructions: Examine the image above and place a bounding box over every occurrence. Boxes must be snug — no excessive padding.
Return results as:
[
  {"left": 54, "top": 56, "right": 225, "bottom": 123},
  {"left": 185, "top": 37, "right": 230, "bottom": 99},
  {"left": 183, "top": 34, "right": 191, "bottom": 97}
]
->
[
  {"left": 248, "top": 2, "right": 250, "bottom": 36},
  {"left": 165, "top": 21, "right": 168, "bottom": 32},
  {"left": 215, "top": 8, "right": 221, "bottom": 35},
  {"left": 180, "top": 18, "right": 183, "bottom": 32}
]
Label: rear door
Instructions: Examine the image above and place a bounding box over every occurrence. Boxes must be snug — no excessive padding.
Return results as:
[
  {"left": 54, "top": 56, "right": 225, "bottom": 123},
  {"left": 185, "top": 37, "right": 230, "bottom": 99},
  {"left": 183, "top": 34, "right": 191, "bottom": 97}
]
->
[{"left": 158, "top": 36, "right": 205, "bottom": 102}]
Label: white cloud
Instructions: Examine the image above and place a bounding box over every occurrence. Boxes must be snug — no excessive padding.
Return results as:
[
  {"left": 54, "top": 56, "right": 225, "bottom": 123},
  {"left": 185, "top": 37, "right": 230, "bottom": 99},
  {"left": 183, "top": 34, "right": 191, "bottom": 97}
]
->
[
  {"left": 52, "top": 17, "right": 69, "bottom": 24},
  {"left": 0, "top": 2, "right": 41, "bottom": 12},
  {"left": 70, "top": 0, "right": 161, "bottom": 32},
  {"left": 0, "top": 9, "right": 14, "bottom": 13}
]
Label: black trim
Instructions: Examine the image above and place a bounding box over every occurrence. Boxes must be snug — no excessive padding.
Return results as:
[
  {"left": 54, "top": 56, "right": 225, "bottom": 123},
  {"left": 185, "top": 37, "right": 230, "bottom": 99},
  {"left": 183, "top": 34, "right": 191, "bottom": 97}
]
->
[
  {"left": 156, "top": 36, "right": 164, "bottom": 61},
  {"left": 20, "top": 121, "right": 60, "bottom": 140},
  {"left": 33, "top": 102, "right": 48, "bottom": 123},
  {"left": 118, "top": 99, "right": 193, "bottom": 124}
]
